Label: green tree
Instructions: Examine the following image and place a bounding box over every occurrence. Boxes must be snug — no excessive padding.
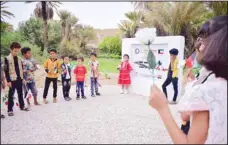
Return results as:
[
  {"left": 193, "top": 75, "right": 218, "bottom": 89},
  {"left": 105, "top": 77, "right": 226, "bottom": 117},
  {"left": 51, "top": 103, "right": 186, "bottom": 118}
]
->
[
  {"left": 206, "top": 1, "right": 228, "bottom": 16},
  {"left": 73, "top": 25, "right": 96, "bottom": 51},
  {"left": 118, "top": 11, "right": 145, "bottom": 38},
  {"left": 57, "top": 10, "right": 71, "bottom": 39},
  {"left": 18, "top": 17, "right": 43, "bottom": 52},
  {"left": 144, "top": 2, "right": 208, "bottom": 57},
  {"left": 18, "top": 17, "right": 61, "bottom": 53},
  {"left": 26, "top": 1, "right": 61, "bottom": 55},
  {"left": 99, "top": 36, "right": 122, "bottom": 55},
  {"left": 1, "top": 31, "right": 22, "bottom": 56},
  {"left": 1, "top": 1, "right": 15, "bottom": 22}
]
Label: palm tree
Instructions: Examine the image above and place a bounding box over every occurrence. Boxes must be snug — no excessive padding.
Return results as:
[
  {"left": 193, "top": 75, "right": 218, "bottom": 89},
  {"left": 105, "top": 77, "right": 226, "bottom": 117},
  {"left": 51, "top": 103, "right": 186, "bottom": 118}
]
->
[
  {"left": 65, "top": 15, "right": 78, "bottom": 41},
  {"left": 73, "top": 25, "right": 96, "bottom": 50},
  {"left": 118, "top": 11, "right": 144, "bottom": 38},
  {"left": 1, "top": 1, "right": 15, "bottom": 22},
  {"left": 144, "top": 2, "right": 208, "bottom": 57},
  {"left": 57, "top": 10, "right": 71, "bottom": 39},
  {"left": 26, "top": 1, "right": 61, "bottom": 55}
]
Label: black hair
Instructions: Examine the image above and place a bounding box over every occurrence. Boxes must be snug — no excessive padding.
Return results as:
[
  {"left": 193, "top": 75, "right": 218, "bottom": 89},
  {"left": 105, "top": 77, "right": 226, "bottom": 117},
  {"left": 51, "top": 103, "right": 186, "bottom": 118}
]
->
[
  {"left": 10, "top": 42, "right": 21, "bottom": 50},
  {"left": 197, "top": 15, "right": 228, "bottom": 80},
  {"left": 77, "top": 56, "right": 84, "bottom": 62},
  {"left": 49, "top": 49, "right": 57, "bottom": 53},
  {"left": 123, "top": 54, "right": 129, "bottom": 59},
  {"left": 90, "top": 52, "right": 97, "bottom": 57},
  {"left": 21, "top": 47, "right": 31, "bottom": 55},
  {"left": 169, "top": 48, "right": 179, "bottom": 55},
  {"left": 62, "top": 55, "right": 69, "bottom": 59}
]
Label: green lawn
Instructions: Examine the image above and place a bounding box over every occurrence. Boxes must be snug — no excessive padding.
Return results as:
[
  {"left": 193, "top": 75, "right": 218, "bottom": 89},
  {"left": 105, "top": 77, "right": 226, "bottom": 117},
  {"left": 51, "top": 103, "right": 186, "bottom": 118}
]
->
[{"left": 71, "top": 58, "right": 120, "bottom": 73}]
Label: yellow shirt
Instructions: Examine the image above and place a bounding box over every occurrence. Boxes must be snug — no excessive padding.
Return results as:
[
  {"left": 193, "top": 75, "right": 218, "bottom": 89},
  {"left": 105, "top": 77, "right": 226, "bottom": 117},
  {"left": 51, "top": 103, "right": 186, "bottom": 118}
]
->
[
  {"left": 171, "top": 58, "right": 179, "bottom": 78},
  {"left": 44, "top": 58, "right": 61, "bottom": 78}
]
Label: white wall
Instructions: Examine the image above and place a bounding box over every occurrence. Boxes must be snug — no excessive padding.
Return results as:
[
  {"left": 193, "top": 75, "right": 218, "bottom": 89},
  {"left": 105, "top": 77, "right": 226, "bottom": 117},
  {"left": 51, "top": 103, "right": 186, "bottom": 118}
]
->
[{"left": 122, "top": 36, "right": 185, "bottom": 101}]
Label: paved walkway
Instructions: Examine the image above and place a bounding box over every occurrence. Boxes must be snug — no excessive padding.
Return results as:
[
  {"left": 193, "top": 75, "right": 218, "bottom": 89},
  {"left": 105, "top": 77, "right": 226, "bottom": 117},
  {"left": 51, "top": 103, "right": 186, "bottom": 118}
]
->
[{"left": 1, "top": 85, "right": 181, "bottom": 144}]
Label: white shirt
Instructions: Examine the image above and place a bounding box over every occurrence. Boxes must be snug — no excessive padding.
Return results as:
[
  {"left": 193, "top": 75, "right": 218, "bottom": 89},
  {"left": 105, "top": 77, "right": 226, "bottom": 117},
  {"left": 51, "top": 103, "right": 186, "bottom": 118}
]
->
[
  {"left": 65, "top": 64, "right": 71, "bottom": 79},
  {"left": 179, "top": 67, "right": 227, "bottom": 144},
  {"left": 88, "top": 60, "right": 99, "bottom": 78}
]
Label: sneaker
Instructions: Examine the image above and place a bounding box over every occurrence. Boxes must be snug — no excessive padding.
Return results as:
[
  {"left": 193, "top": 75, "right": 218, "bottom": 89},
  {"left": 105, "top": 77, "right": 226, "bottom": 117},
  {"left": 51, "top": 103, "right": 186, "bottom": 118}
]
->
[
  {"left": 169, "top": 101, "right": 177, "bottom": 104},
  {"left": 76, "top": 96, "right": 80, "bottom": 100},
  {"left": 91, "top": 95, "right": 95, "bottom": 97},
  {"left": 82, "top": 96, "right": 87, "bottom": 99},
  {"left": 53, "top": 98, "right": 57, "bottom": 103},
  {"left": 8, "top": 112, "right": 14, "bottom": 116},
  {"left": 68, "top": 97, "right": 72, "bottom": 100},
  {"left": 34, "top": 102, "right": 41, "bottom": 105},
  {"left": 43, "top": 99, "right": 48, "bottom": 104},
  {"left": 64, "top": 97, "right": 70, "bottom": 101},
  {"left": 120, "top": 90, "right": 124, "bottom": 94},
  {"left": 96, "top": 92, "right": 101, "bottom": 96}
]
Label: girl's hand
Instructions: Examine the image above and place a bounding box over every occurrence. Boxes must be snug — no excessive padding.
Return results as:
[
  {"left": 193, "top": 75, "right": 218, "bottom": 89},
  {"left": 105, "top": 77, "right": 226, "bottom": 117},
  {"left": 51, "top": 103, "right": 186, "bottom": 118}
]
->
[
  {"left": 180, "top": 112, "right": 191, "bottom": 121},
  {"left": 149, "top": 85, "right": 168, "bottom": 112}
]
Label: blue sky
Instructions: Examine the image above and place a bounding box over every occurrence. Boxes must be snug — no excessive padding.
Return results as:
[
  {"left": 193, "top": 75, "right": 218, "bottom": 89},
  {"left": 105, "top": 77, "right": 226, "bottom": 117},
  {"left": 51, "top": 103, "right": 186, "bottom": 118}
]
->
[{"left": 4, "top": 2, "right": 134, "bottom": 30}]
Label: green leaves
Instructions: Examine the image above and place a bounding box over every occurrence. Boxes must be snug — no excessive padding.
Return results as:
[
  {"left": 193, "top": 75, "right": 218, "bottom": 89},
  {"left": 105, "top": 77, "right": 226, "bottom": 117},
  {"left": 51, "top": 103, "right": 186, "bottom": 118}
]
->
[
  {"left": 147, "top": 48, "right": 156, "bottom": 70},
  {"left": 98, "top": 36, "right": 122, "bottom": 55}
]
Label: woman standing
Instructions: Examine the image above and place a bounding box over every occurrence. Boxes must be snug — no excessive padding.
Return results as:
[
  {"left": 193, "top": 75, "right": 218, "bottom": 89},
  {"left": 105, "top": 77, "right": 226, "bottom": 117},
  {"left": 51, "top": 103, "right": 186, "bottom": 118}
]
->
[{"left": 148, "top": 15, "right": 227, "bottom": 144}]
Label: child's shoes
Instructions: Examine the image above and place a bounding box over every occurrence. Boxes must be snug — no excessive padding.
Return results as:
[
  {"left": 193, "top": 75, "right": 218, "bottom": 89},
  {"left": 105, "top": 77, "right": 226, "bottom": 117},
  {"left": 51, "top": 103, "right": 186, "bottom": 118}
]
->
[
  {"left": 120, "top": 89, "right": 124, "bottom": 94},
  {"left": 53, "top": 98, "right": 57, "bottom": 103}
]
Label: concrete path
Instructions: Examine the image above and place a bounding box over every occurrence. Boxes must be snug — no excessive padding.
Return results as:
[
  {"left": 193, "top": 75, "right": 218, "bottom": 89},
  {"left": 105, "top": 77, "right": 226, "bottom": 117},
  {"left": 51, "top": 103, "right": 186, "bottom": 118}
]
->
[{"left": 1, "top": 85, "right": 181, "bottom": 144}]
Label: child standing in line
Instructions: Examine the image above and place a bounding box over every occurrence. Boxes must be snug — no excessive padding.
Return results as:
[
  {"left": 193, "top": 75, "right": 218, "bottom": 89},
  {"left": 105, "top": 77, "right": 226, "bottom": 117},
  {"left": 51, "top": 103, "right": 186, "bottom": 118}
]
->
[
  {"left": 61, "top": 56, "right": 72, "bottom": 101},
  {"left": 74, "top": 57, "right": 87, "bottom": 100},
  {"left": 43, "top": 49, "right": 61, "bottom": 104},
  {"left": 162, "top": 48, "right": 179, "bottom": 104},
  {"left": 88, "top": 53, "right": 101, "bottom": 97},
  {"left": 4, "top": 42, "right": 29, "bottom": 116},
  {"left": 118, "top": 54, "right": 133, "bottom": 94},
  {"left": 21, "top": 47, "right": 40, "bottom": 106}
]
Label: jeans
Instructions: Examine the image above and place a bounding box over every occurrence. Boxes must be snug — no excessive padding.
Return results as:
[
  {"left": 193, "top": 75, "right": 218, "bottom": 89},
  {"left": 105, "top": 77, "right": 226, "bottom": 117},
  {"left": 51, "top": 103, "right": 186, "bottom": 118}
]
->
[
  {"left": 90, "top": 77, "right": 98, "bottom": 95},
  {"left": 62, "top": 78, "right": 71, "bottom": 98},
  {"left": 162, "top": 75, "right": 178, "bottom": 102},
  {"left": 43, "top": 77, "right": 57, "bottom": 98},
  {"left": 23, "top": 82, "right": 38, "bottom": 98},
  {"left": 8, "top": 79, "right": 25, "bottom": 112},
  {"left": 76, "top": 81, "right": 84, "bottom": 97}
]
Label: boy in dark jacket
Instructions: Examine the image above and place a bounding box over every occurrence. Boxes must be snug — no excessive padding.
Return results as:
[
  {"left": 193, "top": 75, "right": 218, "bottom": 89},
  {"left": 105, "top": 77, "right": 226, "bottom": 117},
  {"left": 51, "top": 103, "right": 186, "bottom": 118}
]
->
[{"left": 61, "top": 56, "right": 72, "bottom": 101}]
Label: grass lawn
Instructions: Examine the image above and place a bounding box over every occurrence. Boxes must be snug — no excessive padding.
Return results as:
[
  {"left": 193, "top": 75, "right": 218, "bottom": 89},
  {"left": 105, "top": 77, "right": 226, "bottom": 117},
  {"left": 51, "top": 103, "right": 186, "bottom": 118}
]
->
[{"left": 71, "top": 58, "right": 120, "bottom": 74}]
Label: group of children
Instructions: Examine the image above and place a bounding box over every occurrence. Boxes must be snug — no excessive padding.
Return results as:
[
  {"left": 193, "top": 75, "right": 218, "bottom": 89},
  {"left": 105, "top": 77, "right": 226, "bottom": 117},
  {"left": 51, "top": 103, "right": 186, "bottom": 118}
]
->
[{"left": 1, "top": 42, "right": 102, "bottom": 117}]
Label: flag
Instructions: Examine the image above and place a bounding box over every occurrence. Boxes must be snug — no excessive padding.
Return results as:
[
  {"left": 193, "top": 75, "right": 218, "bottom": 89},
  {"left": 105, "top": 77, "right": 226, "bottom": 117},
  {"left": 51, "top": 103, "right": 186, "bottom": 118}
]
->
[{"left": 158, "top": 49, "right": 164, "bottom": 54}]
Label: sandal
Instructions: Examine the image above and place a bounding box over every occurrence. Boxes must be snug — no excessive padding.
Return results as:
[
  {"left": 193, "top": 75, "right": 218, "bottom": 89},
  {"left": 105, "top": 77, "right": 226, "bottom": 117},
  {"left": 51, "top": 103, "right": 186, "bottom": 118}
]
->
[
  {"left": 20, "top": 107, "right": 29, "bottom": 111},
  {"left": 8, "top": 112, "right": 14, "bottom": 116}
]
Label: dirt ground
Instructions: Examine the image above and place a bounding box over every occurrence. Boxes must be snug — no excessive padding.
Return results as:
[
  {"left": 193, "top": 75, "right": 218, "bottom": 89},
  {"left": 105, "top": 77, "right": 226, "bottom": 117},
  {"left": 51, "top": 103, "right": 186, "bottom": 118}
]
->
[{"left": 35, "top": 66, "right": 119, "bottom": 88}]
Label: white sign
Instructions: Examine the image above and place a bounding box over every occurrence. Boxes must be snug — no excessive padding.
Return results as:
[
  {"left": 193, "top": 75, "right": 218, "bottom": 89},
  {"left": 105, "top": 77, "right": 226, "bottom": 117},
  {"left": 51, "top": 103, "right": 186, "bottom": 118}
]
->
[{"left": 122, "top": 36, "right": 185, "bottom": 99}]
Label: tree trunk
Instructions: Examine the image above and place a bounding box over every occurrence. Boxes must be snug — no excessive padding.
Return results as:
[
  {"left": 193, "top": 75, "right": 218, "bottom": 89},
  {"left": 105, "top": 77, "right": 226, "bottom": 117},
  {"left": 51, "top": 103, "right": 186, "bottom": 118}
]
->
[
  {"left": 42, "top": 1, "right": 48, "bottom": 56},
  {"left": 61, "top": 23, "right": 65, "bottom": 39}
]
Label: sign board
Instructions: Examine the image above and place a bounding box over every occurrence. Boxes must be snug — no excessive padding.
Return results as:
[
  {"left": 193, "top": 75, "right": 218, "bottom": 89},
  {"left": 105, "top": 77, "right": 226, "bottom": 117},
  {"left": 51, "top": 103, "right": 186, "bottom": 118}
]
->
[{"left": 122, "top": 36, "right": 185, "bottom": 99}]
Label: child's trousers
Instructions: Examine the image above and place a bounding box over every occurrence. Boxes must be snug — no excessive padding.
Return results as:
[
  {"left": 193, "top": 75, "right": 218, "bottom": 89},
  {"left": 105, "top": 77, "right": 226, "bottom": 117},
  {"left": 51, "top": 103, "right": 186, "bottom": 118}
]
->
[
  {"left": 43, "top": 77, "right": 58, "bottom": 98},
  {"left": 62, "top": 78, "right": 71, "bottom": 98},
  {"left": 90, "top": 77, "right": 98, "bottom": 95},
  {"left": 162, "top": 75, "right": 178, "bottom": 102},
  {"left": 76, "top": 81, "right": 84, "bottom": 97},
  {"left": 8, "top": 79, "right": 25, "bottom": 112}
]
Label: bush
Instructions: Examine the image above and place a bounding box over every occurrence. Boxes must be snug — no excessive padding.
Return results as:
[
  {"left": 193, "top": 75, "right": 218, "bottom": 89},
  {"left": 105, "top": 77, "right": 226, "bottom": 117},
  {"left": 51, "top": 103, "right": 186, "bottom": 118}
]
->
[
  {"left": 98, "top": 36, "right": 122, "bottom": 55},
  {"left": 98, "top": 53, "right": 121, "bottom": 59}
]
